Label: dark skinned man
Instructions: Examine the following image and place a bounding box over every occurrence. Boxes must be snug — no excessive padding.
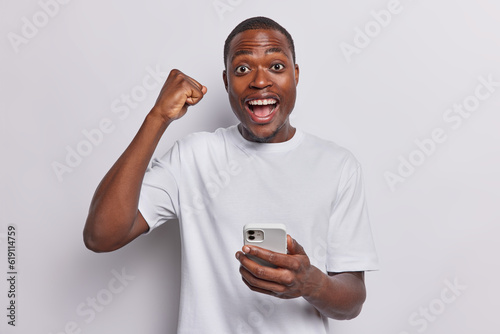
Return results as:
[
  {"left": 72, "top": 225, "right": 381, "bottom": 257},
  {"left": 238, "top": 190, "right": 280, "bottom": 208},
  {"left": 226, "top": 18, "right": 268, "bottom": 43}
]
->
[{"left": 84, "top": 17, "right": 379, "bottom": 333}]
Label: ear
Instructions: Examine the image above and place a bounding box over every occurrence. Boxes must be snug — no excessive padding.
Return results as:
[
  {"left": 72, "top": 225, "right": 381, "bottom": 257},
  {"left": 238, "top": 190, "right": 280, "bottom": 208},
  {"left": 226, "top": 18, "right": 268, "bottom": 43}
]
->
[
  {"left": 222, "top": 70, "right": 228, "bottom": 92},
  {"left": 294, "top": 64, "right": 300, "bottom": 86}
]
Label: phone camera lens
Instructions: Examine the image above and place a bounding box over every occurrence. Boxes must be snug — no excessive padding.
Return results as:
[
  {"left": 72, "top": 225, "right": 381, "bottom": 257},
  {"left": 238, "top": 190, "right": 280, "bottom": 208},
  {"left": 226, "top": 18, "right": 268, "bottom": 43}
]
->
[
  {"left": 248, "top": 230, "right": 255, "bottom": 235},
  {"left": 248, "top": 235, "right": 255, "bottom": 240}
]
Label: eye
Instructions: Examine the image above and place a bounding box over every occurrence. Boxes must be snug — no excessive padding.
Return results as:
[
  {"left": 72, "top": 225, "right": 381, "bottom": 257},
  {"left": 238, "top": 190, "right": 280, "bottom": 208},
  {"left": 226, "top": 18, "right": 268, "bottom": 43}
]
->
[
  {"left": 271, "top": 63, "right": 285, "bottom": 71},
  {"left": 235, "top": 65, "right": 250, "bottom": 74}
]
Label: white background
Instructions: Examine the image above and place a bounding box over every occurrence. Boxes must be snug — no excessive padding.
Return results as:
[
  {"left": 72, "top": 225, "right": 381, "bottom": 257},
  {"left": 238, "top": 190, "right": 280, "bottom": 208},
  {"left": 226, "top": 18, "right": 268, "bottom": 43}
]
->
[{"left": 1, "top": 0, "right": 499, "bottom": 333}]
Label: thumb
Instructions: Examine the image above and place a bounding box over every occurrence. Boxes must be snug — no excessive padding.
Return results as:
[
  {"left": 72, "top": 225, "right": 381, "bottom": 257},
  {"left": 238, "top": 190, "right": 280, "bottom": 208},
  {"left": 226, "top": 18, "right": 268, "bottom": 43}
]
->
[{"left": 287, "top": 235, "right": 307, "bottom": 256}]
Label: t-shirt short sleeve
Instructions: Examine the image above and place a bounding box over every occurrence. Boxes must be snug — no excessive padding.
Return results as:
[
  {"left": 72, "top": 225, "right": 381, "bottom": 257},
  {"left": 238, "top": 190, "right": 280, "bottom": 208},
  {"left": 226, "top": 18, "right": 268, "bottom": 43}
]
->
[
  {"left": 326, "top": 155, "right": 379, "bottom": 273},
  {"left": 138, "top": 142, "right": 180, "bottom": 233}
]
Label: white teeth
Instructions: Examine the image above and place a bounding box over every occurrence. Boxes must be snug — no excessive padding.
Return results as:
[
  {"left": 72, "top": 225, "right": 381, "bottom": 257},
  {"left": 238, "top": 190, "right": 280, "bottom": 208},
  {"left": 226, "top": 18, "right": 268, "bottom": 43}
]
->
[{"left": 248, "top": 99, "right": 277, "bottom": 106}]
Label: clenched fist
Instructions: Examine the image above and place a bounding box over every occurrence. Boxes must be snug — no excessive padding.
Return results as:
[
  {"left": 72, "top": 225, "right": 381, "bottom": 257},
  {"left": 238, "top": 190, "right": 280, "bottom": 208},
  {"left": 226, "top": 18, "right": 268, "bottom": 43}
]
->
[{"left": 151, "top": 69, "right": 207, "bottom": 123}]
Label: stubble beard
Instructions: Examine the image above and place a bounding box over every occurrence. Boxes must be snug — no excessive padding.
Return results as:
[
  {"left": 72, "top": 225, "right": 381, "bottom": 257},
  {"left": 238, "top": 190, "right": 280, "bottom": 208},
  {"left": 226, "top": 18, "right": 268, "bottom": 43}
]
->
[{"left": 239, "top": 120, "right": 289, "bottom": 143}]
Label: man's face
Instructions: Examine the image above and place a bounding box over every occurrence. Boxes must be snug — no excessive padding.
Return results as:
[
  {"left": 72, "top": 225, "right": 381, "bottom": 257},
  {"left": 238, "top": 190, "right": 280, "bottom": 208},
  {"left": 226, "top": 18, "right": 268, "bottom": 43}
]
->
[{"left": 223, "top": 29, "right": 299, "bottom": 143}]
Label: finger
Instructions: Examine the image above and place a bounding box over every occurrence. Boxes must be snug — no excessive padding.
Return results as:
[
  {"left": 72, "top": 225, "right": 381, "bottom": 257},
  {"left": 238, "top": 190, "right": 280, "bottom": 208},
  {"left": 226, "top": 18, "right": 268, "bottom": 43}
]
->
[
  {"left": 169, "top": 71, "right": 205, "bottom": 106},
  {"left": 168, "top": 69, "right": 202, "bottom": 91},
  {"left": 237, "top": 252, "right": 298, "bottom": 290},
  {"left": 237, "top": 250, "right": 270, "bottom": 274},
  {"left": 237, "top": 251, "right": 283, "bottom": 281},
  {"left": 242, "top": 246, "right": 297, "bottom": 271},
  {"left": 287, "top": 235, "right": 307, "bottom": 256},
  {"left": 241, "top": 277, "right": 276, "bottom": 297},
  {"left": 239, "top": 265, "right": 287, "bottom": 295},
  {"left": 184, "top": 76, "right": 206, "bottom": 95},
  {"left": 184, "top": 75, "right": 205, "bottom": 92},
  {"left": 185, "top": 84, "right": 206, "bottom": 106}
]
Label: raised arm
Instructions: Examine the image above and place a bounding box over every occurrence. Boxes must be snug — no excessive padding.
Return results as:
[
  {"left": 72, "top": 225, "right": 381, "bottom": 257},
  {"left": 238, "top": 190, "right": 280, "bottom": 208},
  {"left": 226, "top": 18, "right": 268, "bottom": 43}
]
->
[{"left": 83, "top": 70, "right": 207, "bottom": 252}]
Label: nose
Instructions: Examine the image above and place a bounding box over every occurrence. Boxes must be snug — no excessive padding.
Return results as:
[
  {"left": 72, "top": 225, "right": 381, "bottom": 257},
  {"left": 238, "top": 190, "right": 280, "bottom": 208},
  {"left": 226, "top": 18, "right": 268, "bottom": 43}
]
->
[{"left": 249, "top": 68, "right": 272, "bottom": 89}]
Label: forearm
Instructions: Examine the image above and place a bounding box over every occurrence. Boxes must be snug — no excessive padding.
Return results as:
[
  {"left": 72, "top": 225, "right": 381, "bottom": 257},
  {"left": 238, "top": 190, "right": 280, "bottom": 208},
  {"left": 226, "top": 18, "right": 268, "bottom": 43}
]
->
[
  {"left": 83, "top": 111, "right": 170, "bottom": 251},
  {"left": 303, "top": 269, "right": 366, "bottom": 320}
]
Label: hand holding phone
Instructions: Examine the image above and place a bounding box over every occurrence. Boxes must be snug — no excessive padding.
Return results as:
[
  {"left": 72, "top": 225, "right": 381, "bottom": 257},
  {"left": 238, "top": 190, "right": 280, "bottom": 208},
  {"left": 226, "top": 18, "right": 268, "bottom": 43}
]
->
[
  {"left": 243, "top": 223, "right": 287, "bottom": 268},
  {"left": 238, "top": 232, "right": 320, "bottom": 300}
]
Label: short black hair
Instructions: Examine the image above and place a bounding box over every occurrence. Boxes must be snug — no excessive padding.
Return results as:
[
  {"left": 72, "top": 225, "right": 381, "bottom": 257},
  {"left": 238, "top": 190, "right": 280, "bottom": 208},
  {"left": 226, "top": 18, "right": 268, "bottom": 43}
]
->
[{"left": 223, "top": 16, "right": 296, "bottom": 68}]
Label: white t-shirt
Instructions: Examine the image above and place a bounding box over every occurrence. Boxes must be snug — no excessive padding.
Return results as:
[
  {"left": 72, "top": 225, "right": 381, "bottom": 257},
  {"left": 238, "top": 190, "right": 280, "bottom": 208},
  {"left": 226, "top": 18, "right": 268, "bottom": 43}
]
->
[{"left": 139, "top": 125, "right": 379, "bottom": 334}]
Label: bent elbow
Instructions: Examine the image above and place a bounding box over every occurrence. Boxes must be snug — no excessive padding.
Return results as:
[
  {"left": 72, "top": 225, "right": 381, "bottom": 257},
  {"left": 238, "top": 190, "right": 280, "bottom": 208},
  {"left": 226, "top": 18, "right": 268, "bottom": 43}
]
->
[
  {"left": 83, "top": 231, "right": 108, "bottom": 253},
  {"left": 330, "top": 304, "right": 363, "bottom": 321},
  {"left": 83, "top": 223, "right": 117, "bottom": 253},
  {"left": 344, "top": 305, "right": 363, "bottom": 320}
]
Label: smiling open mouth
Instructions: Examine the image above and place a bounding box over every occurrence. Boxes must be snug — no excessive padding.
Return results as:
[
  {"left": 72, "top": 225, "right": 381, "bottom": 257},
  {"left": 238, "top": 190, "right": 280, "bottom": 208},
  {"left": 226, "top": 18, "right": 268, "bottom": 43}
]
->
[{"left": 247, "top": 98, "right": 278, "bottom": 117}]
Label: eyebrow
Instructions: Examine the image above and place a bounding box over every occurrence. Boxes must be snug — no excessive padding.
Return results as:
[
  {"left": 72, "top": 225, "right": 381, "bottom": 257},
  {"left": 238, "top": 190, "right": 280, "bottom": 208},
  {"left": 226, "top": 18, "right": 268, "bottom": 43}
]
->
[
  {"left": 265, "top": 47, "right": 287, "bottom": 56},
  {"left": 231, "top": 47, "right": 289, "bottom": 63}
]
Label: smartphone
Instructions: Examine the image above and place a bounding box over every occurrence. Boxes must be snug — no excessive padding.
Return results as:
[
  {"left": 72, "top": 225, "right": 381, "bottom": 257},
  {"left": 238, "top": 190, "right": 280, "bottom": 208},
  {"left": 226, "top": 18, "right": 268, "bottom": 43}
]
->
[{"left": 243, "top": 223, "right": 287, "bottom": 268}]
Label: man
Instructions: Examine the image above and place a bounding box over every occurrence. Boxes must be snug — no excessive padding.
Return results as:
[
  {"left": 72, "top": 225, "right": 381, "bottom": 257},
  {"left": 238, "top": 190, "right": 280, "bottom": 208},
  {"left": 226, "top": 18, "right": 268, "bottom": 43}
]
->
[{"left": 84, "top": 16, "right": 379, "bottom": 333}]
